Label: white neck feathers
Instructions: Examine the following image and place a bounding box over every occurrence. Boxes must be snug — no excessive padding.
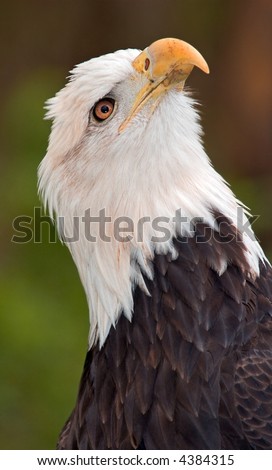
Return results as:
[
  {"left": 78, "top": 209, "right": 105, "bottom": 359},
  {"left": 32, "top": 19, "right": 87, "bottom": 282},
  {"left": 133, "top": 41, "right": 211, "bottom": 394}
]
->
[{"left": 38, "top": 51, "right": 266, "bottom": 348}]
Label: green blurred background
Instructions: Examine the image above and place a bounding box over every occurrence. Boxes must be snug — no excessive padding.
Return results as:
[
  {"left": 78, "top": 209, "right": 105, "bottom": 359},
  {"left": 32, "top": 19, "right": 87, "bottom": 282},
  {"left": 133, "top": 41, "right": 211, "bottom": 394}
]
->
[{"left": 1, "top": 0, "right": 271, "bottom": 449}]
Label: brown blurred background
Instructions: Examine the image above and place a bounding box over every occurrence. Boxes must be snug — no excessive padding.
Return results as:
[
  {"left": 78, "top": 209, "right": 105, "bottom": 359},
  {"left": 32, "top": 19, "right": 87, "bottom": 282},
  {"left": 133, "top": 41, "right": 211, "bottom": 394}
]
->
[{"left": 0, "top": 0, "right": 271, "bottom": 449}]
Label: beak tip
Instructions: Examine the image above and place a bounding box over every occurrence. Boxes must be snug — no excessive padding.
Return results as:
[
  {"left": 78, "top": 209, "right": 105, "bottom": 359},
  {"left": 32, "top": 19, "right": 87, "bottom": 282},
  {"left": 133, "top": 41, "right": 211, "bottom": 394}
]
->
[{"left": 134, "top": 38, "right": 210, "bottom": 78}]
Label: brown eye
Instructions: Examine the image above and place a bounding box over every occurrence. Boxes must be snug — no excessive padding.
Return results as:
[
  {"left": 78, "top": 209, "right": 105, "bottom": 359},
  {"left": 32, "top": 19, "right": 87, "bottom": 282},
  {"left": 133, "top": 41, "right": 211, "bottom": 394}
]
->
[{"left": 93, "top": 98, "right": 115, "bottom": 121}]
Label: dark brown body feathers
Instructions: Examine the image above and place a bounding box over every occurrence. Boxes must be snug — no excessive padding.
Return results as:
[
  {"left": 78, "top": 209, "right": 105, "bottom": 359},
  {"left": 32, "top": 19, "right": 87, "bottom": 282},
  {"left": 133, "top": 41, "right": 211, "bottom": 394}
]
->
[{"left": 58, "top": 214, "right": 272, "bottom": 449}]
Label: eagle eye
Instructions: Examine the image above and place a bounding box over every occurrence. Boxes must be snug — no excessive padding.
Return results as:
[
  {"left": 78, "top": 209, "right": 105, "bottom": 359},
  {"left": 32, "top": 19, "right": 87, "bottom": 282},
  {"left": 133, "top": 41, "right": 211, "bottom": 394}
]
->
[{"left": 92, "top": 98, "right": 115, "bottom": 122}]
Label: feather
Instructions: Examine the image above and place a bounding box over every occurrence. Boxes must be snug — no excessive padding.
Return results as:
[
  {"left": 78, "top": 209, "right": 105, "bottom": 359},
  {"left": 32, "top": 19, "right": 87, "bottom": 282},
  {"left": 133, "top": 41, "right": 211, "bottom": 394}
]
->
[{"left": 41, "top": 43, "right": 272, "bottom": 450}]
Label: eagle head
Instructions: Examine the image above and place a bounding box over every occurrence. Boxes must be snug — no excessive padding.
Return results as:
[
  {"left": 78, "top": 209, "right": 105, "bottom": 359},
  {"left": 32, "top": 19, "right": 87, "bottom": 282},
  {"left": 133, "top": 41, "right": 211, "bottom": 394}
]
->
[{"left": 38, "top": 38, "right": 263, "bottom": 347}]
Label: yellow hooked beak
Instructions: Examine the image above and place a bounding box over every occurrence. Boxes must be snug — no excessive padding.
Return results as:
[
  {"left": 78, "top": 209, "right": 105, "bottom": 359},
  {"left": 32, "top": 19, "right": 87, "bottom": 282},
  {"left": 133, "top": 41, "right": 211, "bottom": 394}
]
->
[{"left": 119, "top": 38, "right": 209, "bottom": 132}]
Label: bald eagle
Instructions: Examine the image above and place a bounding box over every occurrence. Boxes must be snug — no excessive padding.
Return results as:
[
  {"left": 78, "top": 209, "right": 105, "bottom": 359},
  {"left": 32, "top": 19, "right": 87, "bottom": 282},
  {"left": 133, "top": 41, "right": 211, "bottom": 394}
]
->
[{"left": 38, "top": 38, "right": 272, "bottom": 450}]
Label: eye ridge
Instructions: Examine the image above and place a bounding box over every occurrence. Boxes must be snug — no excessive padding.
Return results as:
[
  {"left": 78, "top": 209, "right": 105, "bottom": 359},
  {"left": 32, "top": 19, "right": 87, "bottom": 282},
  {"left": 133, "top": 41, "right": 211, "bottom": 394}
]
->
[{"left": 93, "top": 97, "right": 115, "bottom": 122}]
